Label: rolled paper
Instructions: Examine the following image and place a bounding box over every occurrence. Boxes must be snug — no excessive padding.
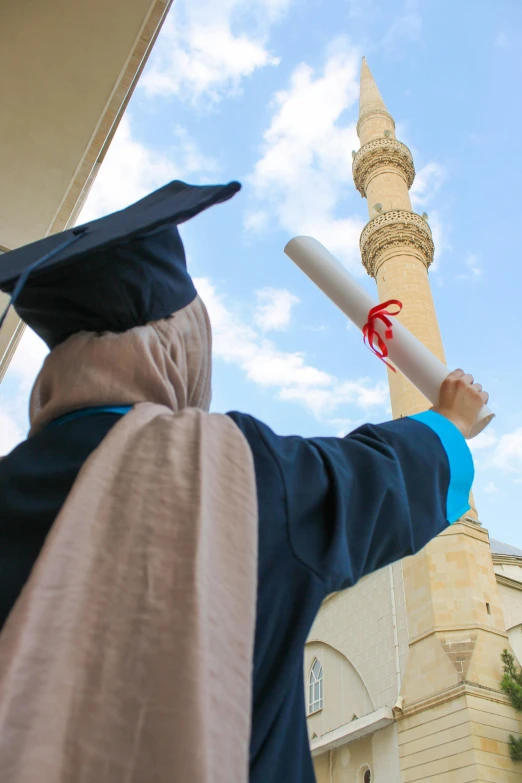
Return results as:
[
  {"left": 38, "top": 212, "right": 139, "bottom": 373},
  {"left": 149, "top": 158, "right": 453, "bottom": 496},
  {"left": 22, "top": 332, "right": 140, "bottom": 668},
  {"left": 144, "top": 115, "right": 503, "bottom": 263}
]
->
[{"left": 284, "top": 236, "right": 494, "bottom": 439}]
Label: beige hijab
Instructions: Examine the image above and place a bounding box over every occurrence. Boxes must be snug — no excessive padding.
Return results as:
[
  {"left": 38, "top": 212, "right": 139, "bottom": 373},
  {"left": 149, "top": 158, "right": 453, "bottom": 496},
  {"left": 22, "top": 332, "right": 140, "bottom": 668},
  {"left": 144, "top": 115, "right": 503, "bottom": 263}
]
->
[{"left": 0, "top": 296, "right": 258, "bottom": 783}]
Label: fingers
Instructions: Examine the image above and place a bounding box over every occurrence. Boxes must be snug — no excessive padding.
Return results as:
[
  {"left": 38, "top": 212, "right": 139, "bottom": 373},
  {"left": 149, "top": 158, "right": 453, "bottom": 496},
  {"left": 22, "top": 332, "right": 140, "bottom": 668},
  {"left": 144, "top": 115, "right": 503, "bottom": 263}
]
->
[
  {"left": 465, "top": 377, "right": 488, "bottom": 402},
  {"left": 449, "top": 369, "right": 475, "bottom": 386},
  {"left": 448, "top": 369, "right": 489, "bottom": 404},
  {"left": 448, "top": 369, "right": 465, "bottom": 379}
]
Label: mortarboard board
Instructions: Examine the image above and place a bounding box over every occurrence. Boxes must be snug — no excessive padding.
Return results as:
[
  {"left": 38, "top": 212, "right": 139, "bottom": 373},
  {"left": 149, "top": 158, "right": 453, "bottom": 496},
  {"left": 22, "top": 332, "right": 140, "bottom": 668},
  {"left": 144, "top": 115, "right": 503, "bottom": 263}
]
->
[{"left": 0, "top": 180, "right": 241, "bottom": 349}]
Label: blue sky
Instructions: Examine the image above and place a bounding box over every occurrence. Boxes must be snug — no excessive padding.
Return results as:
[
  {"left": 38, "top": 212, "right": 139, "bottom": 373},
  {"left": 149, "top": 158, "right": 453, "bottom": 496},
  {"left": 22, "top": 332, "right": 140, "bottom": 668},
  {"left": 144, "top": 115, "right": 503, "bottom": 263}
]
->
[{"left": 2, "top": 0, "right": 522, "bottom": 544}]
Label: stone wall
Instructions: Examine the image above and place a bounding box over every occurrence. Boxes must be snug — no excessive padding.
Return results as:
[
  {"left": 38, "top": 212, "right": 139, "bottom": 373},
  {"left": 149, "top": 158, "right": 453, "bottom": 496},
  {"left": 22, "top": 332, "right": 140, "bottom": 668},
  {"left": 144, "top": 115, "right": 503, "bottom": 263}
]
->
[
  {"left": 398, "top": 687, "right": 522, "bottom": 782},
  {"left": 497, "top": 582, "right": 522, "bottom": 632},
  {"left": 313, "top": 735, "right": 374, "bottom": 783},
  {"left": 308, "top": 562, "right": 407, "bottom": 711}
]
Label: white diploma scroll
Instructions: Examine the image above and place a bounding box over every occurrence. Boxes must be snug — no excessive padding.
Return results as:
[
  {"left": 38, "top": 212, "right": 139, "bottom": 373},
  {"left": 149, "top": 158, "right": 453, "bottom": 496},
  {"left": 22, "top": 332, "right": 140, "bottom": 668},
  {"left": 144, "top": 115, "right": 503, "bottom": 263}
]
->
[{"left": 284, "top": 236, "right": 494, "bottom": 439}]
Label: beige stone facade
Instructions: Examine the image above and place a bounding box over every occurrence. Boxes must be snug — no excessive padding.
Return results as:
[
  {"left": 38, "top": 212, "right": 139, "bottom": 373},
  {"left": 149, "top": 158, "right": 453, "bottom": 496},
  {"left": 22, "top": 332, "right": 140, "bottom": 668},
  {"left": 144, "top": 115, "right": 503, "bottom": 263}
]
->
[
  {"left": 307, "top": 541, "right": 522, "bottom": 783},
  {"left": 0, "top": 0, "right": 173, "bottom": 380},
  {"left": 306, "top": 59, "right": 522, "bottom": 783},
  {"left": 493, "top": 543, "right": 522, "bottom": 670}
]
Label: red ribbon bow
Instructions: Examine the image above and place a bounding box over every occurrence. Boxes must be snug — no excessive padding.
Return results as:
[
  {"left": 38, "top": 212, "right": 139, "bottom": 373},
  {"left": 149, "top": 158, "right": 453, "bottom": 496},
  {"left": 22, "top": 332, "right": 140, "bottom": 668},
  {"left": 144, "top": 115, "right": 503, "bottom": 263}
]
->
[{"left": 362, "top": 299, "right": 403, "bottom": 372}]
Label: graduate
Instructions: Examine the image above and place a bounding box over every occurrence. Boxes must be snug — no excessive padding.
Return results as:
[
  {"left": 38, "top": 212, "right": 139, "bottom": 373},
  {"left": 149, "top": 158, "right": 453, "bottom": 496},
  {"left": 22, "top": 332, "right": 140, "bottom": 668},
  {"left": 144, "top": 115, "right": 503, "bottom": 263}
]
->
[{"left": 0, "top": 180, "right": 487, "bottom": 783}]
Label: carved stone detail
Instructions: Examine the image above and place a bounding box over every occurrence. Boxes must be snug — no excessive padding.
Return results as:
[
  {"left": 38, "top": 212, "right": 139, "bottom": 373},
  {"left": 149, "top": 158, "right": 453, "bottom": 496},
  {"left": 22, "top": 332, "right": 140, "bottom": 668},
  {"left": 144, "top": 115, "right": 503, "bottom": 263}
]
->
[
  {"left": 360, "top": 210, "right": 434, "bottom": 277},
  {"left": 440, "top": 635, "right": 477, "bottom": 681},
  {"left": 352, "top": 138, "right": 415, "bottom": 196}
]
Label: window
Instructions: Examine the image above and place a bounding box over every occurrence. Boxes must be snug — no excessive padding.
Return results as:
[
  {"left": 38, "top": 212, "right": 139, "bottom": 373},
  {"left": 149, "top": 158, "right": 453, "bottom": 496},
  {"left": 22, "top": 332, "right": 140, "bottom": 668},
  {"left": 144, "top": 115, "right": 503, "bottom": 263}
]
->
[
  {"left": 359, "top": 767, "right": 372, "bottom": 783},
  {"left": 308, "top": 658, "right": 323, "bottom": 714}
]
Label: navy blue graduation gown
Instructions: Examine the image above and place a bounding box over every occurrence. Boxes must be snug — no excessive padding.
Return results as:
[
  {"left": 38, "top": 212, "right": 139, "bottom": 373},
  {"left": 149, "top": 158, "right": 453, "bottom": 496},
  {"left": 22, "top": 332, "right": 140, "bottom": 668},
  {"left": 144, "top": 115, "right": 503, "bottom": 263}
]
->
[{"left": 0, "top": 408, "right": 473, "bottom": 783}]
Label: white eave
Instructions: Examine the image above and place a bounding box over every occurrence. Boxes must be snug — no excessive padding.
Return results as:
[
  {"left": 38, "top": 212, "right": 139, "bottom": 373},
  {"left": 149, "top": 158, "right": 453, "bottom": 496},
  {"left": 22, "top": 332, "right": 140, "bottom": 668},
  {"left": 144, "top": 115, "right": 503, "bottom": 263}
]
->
[{"left": 310, "top": 706, "right": 394, "bottom": 757}]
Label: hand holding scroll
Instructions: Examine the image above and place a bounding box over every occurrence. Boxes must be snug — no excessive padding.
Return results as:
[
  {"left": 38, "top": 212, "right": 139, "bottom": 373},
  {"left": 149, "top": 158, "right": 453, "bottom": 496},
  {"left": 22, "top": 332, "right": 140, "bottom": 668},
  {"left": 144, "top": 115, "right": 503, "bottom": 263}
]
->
[{"left": 433, "top": 370, "right": 489, "bottom": 439}]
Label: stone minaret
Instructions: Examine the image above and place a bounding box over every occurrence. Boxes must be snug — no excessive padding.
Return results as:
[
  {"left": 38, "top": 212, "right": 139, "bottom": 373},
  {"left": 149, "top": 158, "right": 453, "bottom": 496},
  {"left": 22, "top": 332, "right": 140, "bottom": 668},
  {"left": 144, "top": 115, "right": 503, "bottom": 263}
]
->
[
  {"left": 353, "top": 57, "right": 445, "bottom": 416},
  {"left": 353, "top": 58, "right": 522, "bottom": 781}
]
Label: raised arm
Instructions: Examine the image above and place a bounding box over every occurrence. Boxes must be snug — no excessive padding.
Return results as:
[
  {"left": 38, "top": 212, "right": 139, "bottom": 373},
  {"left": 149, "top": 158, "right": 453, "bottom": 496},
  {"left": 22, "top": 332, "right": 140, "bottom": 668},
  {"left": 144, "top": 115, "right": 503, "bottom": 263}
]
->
[{"left": 234, "top": 370, "right": 487, "bottom": 594}]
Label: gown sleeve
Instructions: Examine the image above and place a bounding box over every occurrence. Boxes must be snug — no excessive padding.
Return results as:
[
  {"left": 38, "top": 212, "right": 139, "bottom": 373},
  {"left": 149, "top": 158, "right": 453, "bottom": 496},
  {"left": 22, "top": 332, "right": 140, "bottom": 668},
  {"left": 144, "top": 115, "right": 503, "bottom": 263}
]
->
[{"left": 230, "top": 410, "right": 474, "bottom": 595}]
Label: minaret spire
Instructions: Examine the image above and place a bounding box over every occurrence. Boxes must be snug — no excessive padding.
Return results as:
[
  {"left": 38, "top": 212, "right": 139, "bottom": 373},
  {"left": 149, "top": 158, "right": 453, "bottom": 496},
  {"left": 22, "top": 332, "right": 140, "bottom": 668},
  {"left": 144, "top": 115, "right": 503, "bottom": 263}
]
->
[
  {"left": 359, "top": 57, "right": 389, "bottom": 117},
  {"left": 357, "top": 56, "right": 395, "bottom": 145}
]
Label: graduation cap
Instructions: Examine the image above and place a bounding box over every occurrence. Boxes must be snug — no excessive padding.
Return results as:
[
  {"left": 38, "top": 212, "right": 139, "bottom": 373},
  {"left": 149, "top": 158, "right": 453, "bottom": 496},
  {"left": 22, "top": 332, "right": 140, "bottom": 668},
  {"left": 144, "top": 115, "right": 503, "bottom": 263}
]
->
[{"left": 0, "top": 180, "right": 241, "bottom": 348}]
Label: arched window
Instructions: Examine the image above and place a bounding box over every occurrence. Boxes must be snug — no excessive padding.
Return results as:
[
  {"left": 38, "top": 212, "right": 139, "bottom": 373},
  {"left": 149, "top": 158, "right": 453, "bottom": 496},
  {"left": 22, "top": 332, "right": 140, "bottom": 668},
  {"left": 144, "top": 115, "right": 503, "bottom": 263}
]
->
[
  {"left": 359, "top": 766, "right": 372, "bottom": 783},
  {"left": 308, "top": 658, "right": 324, "bottom": 714}
]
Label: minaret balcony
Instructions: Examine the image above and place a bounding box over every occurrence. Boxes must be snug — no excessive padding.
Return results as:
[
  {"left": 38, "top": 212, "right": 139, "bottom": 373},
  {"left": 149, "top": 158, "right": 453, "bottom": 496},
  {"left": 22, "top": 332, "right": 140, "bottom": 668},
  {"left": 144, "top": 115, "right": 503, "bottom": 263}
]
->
[
  {"left": 352, "top": 138, "right": 415, "bottom": 197},
  {"left": 360, "top": 209, "right": 434, "bottom": 277}
]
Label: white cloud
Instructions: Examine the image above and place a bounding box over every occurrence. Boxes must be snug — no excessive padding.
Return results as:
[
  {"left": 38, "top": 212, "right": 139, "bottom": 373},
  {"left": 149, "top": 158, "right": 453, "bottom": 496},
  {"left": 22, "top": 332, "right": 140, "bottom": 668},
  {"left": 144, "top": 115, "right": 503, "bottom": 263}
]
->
[
  {"left": 329, "top": 417, "right": 366, "bottom": 437},
  {"left": 347, "top": 0, "right": 377, "bottom": 20},
  {"left": 428, "top": 211, "right": 451, "bottom": 271},
  {"left": 469, "top": 427, "right": 498, "bottom": 455},
  {"left": 4, "top": 327, "right": 48, "bottom": 394},
  {"left": 79, "top": 116, "right": 218, "bottom": 223},
  {"left": 382, "top": 0, "right": 422, "bottom": 59},
  {"left": 141, "top": 0, "right": 290, "bottom": 104},
  {"left": 244, "top": 210, "right": 269, "bottom": 234},
  {"left": 484, "top": 481, "right": 498, "bottom": 495},
  {"left": 255, "top": 288, "right": 299, "bottom": 331},
  {"left": 0, "top": 327, "right": 48, "bottom": 454},
  {"left": 279, "top": 380, "right": 388, "bottom": 416},
  {"left": 173, "top": 127, "right": 220, "bottom": 176},
  {"left": 457, "top": 253, "right": 483, "bottom": 282},
  {"left": 196, "top": 276, "right": 388, "bottom": 418},
  {"left": 410, "top": 163, "right": 448, "bottom": 270},
  {"left": 410, "top": 162, "right": 446, "bottom": 208},
  {"left": 247, "top": 39, "right": 365, "bottom": 270},
  {"left": 465, "top": 253, "right": 482, "bottom": 277},
  {"left": 493, "top": 428, "right": 522, "bottom": 475}
]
